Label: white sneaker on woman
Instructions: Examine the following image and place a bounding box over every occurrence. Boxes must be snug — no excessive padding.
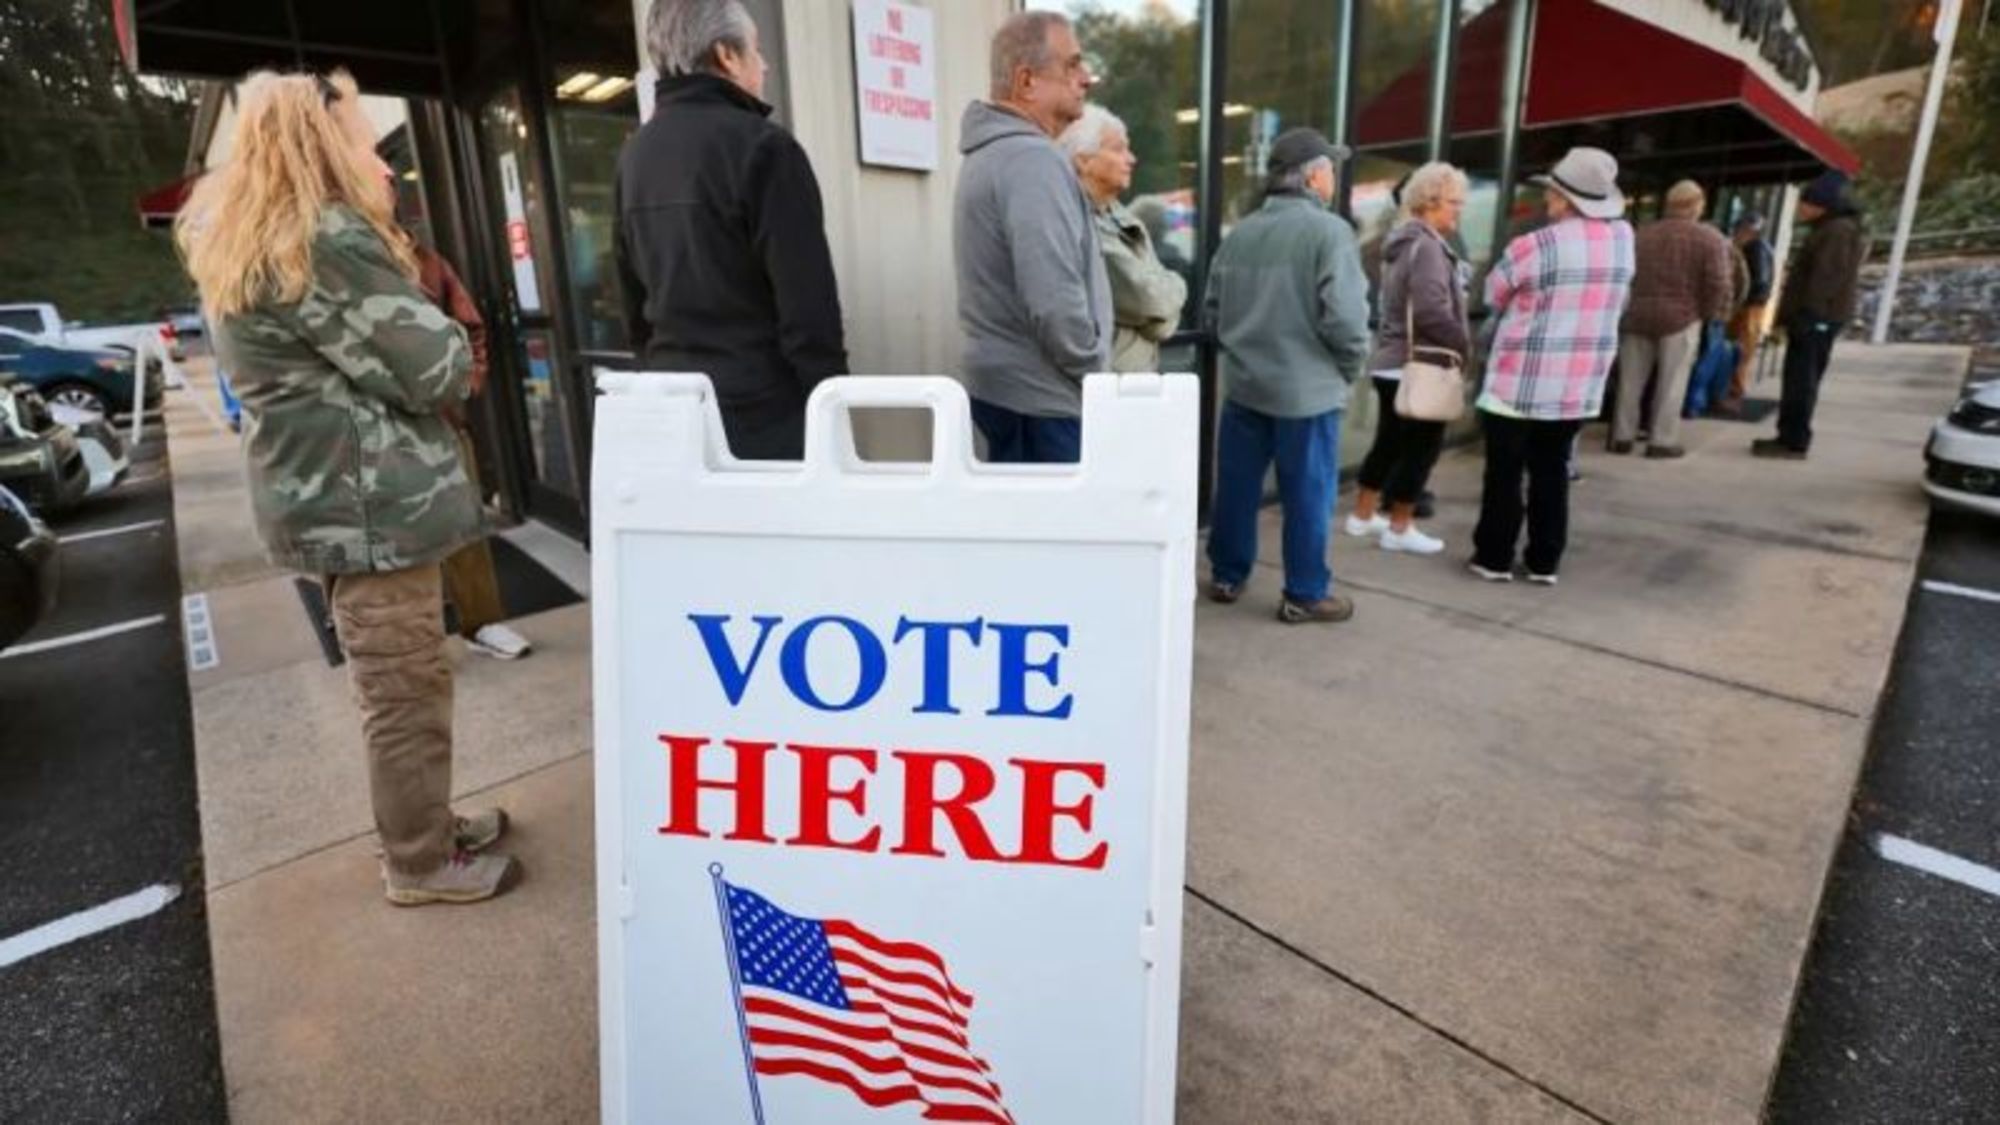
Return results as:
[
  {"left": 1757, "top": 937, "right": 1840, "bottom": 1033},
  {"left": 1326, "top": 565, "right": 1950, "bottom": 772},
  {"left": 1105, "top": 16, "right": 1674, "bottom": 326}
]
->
[
  {"left": 1380, "top": 526, "right": 1445, "bottom": 555},
  {"left": 1343, "top": 513, "right": 1390, "bottom": 538}
]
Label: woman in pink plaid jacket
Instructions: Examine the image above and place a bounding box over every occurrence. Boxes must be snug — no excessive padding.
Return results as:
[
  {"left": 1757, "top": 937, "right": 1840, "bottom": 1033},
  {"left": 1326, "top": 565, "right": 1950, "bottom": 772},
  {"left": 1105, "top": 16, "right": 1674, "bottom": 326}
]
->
[{"left": 1470, "top": 147, "right": 1635, "bottom": 587}]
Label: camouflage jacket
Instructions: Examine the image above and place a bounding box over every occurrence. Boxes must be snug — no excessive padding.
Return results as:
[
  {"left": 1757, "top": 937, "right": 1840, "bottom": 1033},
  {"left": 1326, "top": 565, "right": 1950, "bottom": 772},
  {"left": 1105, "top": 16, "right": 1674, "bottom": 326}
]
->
[{"left": 214, "top": 207, "right": 481, "bottom": 576}]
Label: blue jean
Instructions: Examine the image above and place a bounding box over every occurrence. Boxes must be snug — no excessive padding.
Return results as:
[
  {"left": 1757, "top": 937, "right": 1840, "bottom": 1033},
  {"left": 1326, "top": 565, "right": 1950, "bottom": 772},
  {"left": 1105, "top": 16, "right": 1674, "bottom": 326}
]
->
[
  {"left": 971, "top": 398, "right": 1082, "bottom": 464},
  {"left": 1207, "top": 400, "right": 1342, "bottom": 602}
]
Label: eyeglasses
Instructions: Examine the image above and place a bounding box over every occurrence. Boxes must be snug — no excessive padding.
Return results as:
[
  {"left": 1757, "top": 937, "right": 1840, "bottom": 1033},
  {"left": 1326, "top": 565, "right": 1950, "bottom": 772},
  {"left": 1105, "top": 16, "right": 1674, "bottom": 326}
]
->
[{"left": 314, "top": 74, "right": 341, "bottom": 107}]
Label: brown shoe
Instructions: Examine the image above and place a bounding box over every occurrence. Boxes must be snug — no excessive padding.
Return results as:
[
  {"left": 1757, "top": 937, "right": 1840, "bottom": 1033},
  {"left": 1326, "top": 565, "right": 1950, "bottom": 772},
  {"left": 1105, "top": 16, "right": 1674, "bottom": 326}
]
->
[
  {"left": 1607, "top": 439, "right": 1635, "bottom": 455},
  {"left": 385, "top": 850, "right": 521, "bottom": 906},
  {"left": 1276, "top": 594, "right": 1354, "bottom": 624},
  {"left": 1207, "top": 579, "right": 1243, "bottom": 604},
  {"left": 1644, "top": 445, "right": 1686, "bottom": 460}
]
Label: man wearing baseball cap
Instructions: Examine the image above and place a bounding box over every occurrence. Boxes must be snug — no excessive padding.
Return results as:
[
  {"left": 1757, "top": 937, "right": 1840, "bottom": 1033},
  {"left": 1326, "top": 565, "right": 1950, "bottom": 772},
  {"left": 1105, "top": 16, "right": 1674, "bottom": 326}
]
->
[
  {"left": 1202, "top": 127, "right": 1372, "bottom": 625},
  {"left": 1754, "top": 169, "right": 1865, "bottom": 459}
]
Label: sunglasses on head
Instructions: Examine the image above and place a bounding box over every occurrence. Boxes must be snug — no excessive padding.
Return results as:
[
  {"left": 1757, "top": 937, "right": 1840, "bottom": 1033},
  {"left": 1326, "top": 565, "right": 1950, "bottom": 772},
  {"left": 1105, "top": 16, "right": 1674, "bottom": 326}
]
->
[{"left": 314, "top": 74, "right": 341, "bottom": 106}]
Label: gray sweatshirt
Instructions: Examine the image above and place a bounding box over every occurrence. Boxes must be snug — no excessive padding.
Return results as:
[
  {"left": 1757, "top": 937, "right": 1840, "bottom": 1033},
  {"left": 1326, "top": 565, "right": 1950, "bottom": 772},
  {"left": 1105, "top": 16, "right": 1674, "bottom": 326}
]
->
[
  {"left": 953, "top": 102, "right": 1112, "bottom": 418},
  {"left": 1202, "top": 192, "right": 1372, "bottom": 418}
]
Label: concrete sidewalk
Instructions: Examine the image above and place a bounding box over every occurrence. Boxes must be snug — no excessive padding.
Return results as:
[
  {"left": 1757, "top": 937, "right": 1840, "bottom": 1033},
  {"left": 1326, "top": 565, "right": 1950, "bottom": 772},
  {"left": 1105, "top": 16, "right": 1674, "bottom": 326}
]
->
[{"left": 167, "top": 345, "right": 1967, "bottom": 1123}]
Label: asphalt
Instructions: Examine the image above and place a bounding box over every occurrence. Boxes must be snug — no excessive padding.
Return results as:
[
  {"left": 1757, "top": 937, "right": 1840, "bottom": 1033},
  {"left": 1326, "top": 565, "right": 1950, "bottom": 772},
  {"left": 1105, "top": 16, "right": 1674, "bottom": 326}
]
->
[
  {"left": 1768, "top": 439, "right": 2000, "bottom": 1113},
  {"left": 0, "top": 426, "right": 227, "bottom": 1121}
]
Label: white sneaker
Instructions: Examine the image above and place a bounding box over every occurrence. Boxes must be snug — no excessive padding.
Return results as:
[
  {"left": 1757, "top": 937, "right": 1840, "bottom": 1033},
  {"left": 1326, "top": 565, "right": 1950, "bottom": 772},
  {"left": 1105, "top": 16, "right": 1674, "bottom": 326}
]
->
[
  {"left": 1379, "top": 526, "right": 1445, "bottom": 555},
  {"left": 1343, "top": 513, "right": 1390, "bottom": 538},
  {"left": 468, "top": 623, "right": 532, "bottom": 660}
]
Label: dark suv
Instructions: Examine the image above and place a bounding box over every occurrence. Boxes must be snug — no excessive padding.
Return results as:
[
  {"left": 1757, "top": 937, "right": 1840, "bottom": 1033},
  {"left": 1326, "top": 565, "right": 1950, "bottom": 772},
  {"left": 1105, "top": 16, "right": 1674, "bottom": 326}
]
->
[
  {"left": 0, "top": 482, "right": 58, "bottom": 653},
  {"left": 0, "top": 377, "right": 89, "bottom": 514}
]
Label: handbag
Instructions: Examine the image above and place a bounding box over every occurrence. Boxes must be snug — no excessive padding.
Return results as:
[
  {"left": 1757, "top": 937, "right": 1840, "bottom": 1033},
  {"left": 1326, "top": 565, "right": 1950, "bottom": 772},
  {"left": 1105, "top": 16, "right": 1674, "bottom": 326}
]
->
[{"left": 1393, "top": 297, "right": 1467, "bottom": 422}]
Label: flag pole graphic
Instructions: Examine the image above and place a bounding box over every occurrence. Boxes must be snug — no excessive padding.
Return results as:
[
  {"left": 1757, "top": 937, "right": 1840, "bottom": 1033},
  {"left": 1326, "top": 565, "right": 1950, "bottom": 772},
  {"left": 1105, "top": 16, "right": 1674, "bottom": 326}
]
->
[{"left": 710, "top": 863, "right": 768, "bottom": 1125}]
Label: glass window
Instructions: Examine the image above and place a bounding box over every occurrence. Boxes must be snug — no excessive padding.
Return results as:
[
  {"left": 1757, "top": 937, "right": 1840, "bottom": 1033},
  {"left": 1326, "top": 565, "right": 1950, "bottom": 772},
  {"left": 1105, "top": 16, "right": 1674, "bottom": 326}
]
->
[
  {"left": 543, "top": 0, "right": 641, "bottom": 354},
  {"left": 1222, "top": 0, "right": 1340, "bottom": 230},
  {"left": 1350, "top": 0, "right": 1443, "bottom": 284}
]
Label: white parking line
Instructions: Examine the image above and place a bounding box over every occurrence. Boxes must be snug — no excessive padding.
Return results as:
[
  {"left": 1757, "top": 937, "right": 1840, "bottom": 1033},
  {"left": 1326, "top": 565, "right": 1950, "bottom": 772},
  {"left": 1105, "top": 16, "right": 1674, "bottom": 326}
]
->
[
  {"left": 0, "top": 884, "right": 181, "bottom": 970},
  {"left": 1920, "top": 579, "right": 2000, "bottom": 606},
  {"left": 59, "top": 519, "right": 165, "bottom": 544},
  {"left": 0, "top": 614, "right": 167, "bottom": 659},
  {"left": 1875, "top": 834, "right": 2000, "bottom": 900}
]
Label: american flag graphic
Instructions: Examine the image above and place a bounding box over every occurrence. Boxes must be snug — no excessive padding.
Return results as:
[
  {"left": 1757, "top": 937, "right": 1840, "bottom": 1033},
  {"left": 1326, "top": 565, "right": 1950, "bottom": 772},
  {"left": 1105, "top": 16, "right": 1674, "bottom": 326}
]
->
[{"left": 716, "top": 876, "right": 1014, "bottom": 1123}]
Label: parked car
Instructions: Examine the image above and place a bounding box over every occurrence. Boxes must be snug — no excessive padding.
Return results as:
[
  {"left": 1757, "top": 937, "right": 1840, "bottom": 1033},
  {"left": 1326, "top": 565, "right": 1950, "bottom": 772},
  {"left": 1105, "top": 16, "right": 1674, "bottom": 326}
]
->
[
  {"left": 0, "top": 481, "right": 59, "bottom": 654},
  {"left": 49, "top": 402, "right": 130, "bottom": 497},
  {"left": 1924, "top": 380, "right": 2000, "bottom": 518},
  {"left": 0, "top": 301, "right": 181, "bottom": 364},
  {"left": 0, "top": 377, "right": 89, "bottom": 515},
  {"left": 0, "top": 326, "right": 159, "bottom": 416},
  {"left": 162, "top": 304, "right": 206, "bottom": 338}
]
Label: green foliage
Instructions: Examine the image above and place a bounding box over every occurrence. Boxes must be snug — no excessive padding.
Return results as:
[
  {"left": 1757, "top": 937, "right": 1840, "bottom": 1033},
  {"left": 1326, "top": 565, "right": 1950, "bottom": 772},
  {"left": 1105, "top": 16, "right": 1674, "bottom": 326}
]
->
[
  {"left": 0, "top": 0, "right": 196, "bottom": 323},
  {"left": 1940, "top": 21, "right": 2000, "bottom": 177}
]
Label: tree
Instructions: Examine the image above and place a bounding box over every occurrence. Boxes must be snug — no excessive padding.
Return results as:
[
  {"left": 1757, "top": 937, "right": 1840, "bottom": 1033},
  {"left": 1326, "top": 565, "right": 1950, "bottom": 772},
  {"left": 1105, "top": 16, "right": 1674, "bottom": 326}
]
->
[{"left": 0, "top": 0, "right": 196, "bottom": 321}]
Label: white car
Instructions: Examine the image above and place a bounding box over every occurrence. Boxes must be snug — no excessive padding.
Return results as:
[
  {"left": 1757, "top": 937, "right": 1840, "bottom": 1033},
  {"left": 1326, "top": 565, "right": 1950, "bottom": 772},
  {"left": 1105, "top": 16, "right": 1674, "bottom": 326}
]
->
[{"left": 1924, "top": 380, "right": 2000, "bottom": 517}]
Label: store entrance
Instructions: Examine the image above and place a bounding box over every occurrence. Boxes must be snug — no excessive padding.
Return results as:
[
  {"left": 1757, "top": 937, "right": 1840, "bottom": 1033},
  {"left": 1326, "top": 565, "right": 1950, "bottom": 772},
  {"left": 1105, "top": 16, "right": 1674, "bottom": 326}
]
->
[{"left": 445, "top": 0, "right": 639, "bottom": 536}]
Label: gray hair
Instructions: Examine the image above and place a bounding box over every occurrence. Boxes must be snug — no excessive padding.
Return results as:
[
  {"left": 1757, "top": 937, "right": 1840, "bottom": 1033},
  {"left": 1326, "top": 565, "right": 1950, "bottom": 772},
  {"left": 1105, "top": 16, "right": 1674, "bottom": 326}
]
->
[
  {"left": 990, "top": 11, "right": 1069, "bottom": 102},
  {"left": 645, "top": 0, "right": 755, "bottom": 77},
  {"left": 1269, "top": 156, "right": 1333, "bottom": 195},
  {"left": 1400, "top": 161, "right": 1469, "bottom": 221},
  {"left": 1057, "top": 104, "right": 1125, "bottom": 162}
]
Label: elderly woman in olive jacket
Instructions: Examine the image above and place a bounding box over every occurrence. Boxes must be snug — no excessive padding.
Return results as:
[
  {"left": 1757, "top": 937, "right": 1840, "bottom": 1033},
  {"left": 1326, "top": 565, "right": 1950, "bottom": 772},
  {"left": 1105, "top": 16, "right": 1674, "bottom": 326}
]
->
[{"left": 1059, "top": 105, "right": 1188, "bottom": 373}]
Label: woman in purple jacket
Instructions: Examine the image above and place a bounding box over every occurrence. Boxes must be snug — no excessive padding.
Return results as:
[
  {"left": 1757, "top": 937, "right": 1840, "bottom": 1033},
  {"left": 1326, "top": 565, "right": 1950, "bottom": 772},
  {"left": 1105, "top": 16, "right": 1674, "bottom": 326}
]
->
[{"left": 1346, "top": 162, "right": 1472, "bottom": 556}]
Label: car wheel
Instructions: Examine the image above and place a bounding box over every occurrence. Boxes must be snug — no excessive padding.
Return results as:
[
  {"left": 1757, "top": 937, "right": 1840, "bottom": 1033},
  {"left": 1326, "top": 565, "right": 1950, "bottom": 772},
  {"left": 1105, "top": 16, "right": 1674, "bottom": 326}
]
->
[{"left": 47, "top": 383, "right": 109, "bottom": 416}]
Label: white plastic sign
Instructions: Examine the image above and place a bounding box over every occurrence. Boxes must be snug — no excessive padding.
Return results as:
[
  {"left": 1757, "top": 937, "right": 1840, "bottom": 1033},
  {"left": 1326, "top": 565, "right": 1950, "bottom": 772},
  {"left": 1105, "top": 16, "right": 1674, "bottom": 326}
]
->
[
  {"left": 591, "top": 374, "right": 1197, "bottom": 1124},
  {"left": 851, "top": 0, "right": 938, "bottom": 171}
]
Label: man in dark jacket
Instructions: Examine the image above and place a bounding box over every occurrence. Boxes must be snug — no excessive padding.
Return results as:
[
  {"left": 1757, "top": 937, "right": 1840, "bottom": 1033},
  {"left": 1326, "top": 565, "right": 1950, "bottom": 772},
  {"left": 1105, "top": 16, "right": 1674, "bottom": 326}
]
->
[
  {"left": 1715, "top": 211, "right": 1774, "bottom": 417},
  {"left": 616, "top": 0, "right": 847, "bottom": 460},
  {"left": 1754, "top": 171, "right": 1865, "bottom": 459}
]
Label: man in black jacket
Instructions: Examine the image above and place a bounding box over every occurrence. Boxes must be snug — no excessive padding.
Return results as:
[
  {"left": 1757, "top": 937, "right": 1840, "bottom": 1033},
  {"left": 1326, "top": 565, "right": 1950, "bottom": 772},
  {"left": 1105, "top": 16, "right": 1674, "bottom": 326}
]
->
[
  {"left": 1753, "top": 171, "right": 1865, "bottom": 459},
  {"left": 617, "top": 0, "right": 848, "bottom": 460}
]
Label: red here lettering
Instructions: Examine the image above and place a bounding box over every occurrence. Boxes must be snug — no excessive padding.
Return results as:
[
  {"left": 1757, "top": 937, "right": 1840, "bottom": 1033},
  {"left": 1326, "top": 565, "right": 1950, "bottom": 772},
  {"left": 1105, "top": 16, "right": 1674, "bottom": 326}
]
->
[
  {"left": 889, "top": 749, "right": 1004, "bottom": 862},
  {"left": 787, "top": 743, "right": 882, "bottom": 853},
  {"left": 1011, "top": 758, "right": 1110, "bottom": 869},
  {"left": 657, "top": 734, "right": 776, "bottom": 842}
]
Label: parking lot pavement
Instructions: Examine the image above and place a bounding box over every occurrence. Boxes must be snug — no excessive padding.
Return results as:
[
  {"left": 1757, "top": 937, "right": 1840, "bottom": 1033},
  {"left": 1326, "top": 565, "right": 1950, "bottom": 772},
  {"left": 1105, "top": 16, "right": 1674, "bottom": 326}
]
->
[
  {"left": 1768, "top": 505, "right": 2000, "bottom": 1118},
  {"left": 0, "top": 429, "right": 225, "bottom": 1121}
]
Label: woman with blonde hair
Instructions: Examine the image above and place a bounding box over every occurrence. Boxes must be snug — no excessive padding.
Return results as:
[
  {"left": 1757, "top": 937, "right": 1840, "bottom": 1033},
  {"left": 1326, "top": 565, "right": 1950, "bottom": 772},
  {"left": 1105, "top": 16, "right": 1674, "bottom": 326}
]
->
[
  {"left": 177, "top": 71, "right": 518, "bottom": 905},
  {"left": 1345, "top": 161, "right": 1471, "bottom": 555}
]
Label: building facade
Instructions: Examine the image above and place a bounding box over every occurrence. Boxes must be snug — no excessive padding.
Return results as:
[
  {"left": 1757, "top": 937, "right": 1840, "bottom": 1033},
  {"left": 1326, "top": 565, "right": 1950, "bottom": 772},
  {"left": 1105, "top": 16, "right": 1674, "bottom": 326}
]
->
[{"left": 133, "top": 0, "right": 1854, "bottom": 539}]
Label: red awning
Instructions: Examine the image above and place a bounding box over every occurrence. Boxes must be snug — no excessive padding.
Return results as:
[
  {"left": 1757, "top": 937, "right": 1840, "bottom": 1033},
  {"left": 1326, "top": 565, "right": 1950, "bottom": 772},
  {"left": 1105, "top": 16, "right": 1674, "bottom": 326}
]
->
[
  {"left": 1355, "top": 0, "right": 1858, "bottom": 185},
  {"left": 137, "top": 173, "right": 199, "bottom": 228}
]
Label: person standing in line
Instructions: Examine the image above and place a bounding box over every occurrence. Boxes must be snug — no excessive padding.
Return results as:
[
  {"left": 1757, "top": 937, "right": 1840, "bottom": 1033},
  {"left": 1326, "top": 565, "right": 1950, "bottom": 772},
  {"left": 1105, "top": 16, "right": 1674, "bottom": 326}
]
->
[
  {"left": 411, "top": 239, "right": 532, "bottom": 661},
  {"left": 177, "top": 71, "right": 517, "bottom": 904},
  {"left": 1202, "top": 128, "right": 1371, "bottom": 624},
  {"left": 1346, "top": 161, "right": 1471, "bottom": 557},
  {"left": 1059, "top": 104, "right": 1187, "bottom": 374},
  {"left": 954, "top": 11, "right": 1108, "bottom": 463},
  {"left": 616, "top": 0, "right": 848, "bottom": 460},
  {"left": 1472, "top": 147, "right": 1636, "bottom": 586},
  {"left": 1713, "top": 211, "right": 1775, "bottom": 418},
  {"left": 1754, "top": 170, "right": 1866, "bottom": 460},
  {"left": 1610, "top": 179, "right": 1732, "bottom": 459}
]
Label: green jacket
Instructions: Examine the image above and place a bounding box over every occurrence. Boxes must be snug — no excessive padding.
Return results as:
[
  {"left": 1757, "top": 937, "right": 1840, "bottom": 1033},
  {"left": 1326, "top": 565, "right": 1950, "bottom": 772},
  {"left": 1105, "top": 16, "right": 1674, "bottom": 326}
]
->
[
  {"left": 215, "top": 206, "right": 480, "bottom": 576},
  {"left": 1202, "top": 192, "right": 1372, "bottom": 418},
  {"left": 1094, "top": 201, "right": 1188, "bottom": 373}
]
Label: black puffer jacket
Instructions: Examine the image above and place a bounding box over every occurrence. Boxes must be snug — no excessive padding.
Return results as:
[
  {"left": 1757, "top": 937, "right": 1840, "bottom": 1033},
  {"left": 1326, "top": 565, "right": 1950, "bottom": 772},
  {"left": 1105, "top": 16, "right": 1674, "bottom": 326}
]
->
[{"left": 615, "top": 74, "right": 848, "bottom": 459}]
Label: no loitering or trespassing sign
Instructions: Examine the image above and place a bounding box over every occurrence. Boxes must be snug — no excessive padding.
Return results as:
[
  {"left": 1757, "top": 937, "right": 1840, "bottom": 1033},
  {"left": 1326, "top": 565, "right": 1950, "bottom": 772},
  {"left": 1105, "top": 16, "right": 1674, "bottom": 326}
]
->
[{"left": 591, "top": 373, "right": 1197, "bottom": 1124}]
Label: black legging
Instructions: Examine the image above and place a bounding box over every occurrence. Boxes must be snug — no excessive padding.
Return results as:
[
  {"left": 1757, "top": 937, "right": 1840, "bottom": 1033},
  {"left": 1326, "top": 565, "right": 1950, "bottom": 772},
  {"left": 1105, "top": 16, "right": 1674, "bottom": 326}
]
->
[{"left": 1356, "top": 376, "right": 1447, "bottom": 505}]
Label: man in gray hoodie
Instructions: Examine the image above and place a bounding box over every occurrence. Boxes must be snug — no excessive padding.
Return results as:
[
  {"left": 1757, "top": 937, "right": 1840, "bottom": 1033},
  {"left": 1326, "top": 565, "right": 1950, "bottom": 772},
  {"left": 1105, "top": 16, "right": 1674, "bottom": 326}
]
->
[{"left": 954, "top": 11, "right": 1111, "bottom": 463}]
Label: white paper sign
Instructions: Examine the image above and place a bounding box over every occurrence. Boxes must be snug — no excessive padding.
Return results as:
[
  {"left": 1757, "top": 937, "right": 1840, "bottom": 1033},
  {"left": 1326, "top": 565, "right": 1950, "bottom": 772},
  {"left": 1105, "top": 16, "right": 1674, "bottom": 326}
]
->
[
  {"left": 498, "top": 152, "right": 543, "bottom": 314},
  {"left": 591, "top": 374, "right": 1197, "bottom": 1123},
  {"left": 851, "top": 0, "right": 938, "bottom": 171}
]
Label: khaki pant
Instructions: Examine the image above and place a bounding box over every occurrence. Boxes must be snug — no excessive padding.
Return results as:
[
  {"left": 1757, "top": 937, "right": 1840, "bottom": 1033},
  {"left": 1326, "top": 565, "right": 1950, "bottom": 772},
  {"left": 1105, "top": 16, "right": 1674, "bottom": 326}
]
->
[
  {"left": 328, "top": 565, "right": 455, "bottom": 875},
  {"left": 1726, "top": 302, "right": 1766, "bottom": 403},
  {"left": 1614, "top": 322, "right": 1702, "bottom": 449}
]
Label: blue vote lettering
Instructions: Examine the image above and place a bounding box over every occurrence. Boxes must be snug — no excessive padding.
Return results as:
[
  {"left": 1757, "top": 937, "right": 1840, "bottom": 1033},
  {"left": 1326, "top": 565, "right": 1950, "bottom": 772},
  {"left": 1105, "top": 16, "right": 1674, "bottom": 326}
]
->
[{"left": 686, "top": 613, "right": 1073, "bottom": 719}]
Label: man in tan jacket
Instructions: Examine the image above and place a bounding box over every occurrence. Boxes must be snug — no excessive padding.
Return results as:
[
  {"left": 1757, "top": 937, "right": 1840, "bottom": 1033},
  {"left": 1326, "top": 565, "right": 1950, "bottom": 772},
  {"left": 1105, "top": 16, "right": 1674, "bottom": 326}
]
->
[{"left": 1611, "top": 179, "right": 1733, "bottom": 459}]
